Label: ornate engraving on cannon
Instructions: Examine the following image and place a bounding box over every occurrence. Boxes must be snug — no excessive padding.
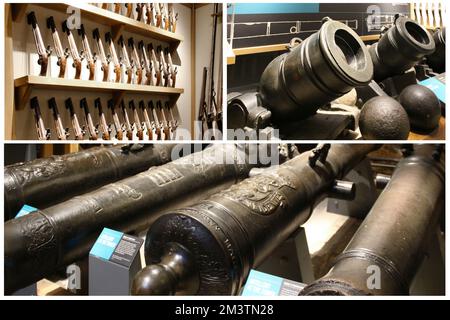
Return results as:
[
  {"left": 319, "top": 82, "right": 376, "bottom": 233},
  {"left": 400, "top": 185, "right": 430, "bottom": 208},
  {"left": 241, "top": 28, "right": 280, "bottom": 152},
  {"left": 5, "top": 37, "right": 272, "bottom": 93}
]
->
[{"left": 221, "top": 172, "right": 296, "bottom": 215}]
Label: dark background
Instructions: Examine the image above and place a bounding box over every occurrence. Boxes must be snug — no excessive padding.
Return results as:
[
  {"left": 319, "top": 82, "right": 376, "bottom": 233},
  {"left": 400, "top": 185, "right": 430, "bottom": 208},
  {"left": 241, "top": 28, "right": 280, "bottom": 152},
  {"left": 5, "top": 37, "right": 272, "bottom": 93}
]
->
[{"left": 227, "top": 3, "right": 410, "bottom": 48}]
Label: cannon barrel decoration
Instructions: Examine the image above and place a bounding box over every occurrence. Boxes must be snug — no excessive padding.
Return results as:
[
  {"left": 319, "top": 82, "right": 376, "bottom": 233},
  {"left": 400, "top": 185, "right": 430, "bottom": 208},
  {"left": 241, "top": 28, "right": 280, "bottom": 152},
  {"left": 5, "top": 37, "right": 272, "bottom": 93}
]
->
[
  {"left": 369, "top": 15, "right": 435, "bottom": 82},
  {"left": 132, "top": 144, "right": 379, "bottom": 295},
  {"left": 4, "top": 144, "right": 173, "bottom": 220},
  {"left": 4, "top": 144, "right": 265, "bottom": 294},
  {"left": 301, "top": 145, "right": 444, "bottom": 295},
  {"left": 259, "top": 18, "right": 373, "bottom": 122}
]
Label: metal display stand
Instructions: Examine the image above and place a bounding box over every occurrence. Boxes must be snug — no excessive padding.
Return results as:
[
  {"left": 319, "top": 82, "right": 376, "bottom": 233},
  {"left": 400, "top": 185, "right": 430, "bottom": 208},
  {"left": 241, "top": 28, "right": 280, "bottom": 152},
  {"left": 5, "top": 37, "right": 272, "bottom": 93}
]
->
[
  {"left": 327, "top": 158, "right": 377, "bottom": 219},
  {"left": 256, "top": 227, "right": 315, "bottom": 285},
  {"left": 89, "top": 228, "right": 144, "bottom": 295}
]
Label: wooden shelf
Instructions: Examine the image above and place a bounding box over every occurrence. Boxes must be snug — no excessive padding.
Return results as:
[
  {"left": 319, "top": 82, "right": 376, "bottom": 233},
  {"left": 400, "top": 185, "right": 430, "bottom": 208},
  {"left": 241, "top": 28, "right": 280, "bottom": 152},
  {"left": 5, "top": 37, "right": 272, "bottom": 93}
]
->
[
  {"left": 13, "top": 3, "right": 183, "bottom": 50},
  {"left": 227, "top": 41, "right": 236, "bottom": 65},
  {"left": 233, "top": 43, "right": 288, "bottom": 58},
  {"left": 360, "top": 34, "right": 380, "bottom": 42},
  {"left": 230, "top": 34, "right": 380, "bottom": 62},
  {"left": 408, "top": 116, "right": 445, "bottom": 140},
  {"left": 14, "top": 75, "right": 184, "bottom": 109}
]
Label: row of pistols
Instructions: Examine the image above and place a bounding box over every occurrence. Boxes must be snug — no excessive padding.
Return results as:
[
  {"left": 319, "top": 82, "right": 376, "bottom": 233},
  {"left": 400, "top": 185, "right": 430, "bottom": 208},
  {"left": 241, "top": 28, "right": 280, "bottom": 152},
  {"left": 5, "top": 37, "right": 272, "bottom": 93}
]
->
[
  {"left": 30, "top": 96, "right": 179, "bottom": 141},
  {"left": 27, "top": 11, "right": 177, "bottom": 87},
  {"left": 97, "top": 3, "right": 178, "bottom": 33}
]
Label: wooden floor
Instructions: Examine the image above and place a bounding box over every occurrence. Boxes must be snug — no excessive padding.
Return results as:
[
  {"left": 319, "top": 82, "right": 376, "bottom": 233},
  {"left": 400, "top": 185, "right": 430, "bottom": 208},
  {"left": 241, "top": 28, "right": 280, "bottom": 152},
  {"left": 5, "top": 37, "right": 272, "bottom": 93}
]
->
[
  {"left": 408, "top": 116, "right": 445, "bottom": 140},
  {"left": 37, "top": 279, "right": 73, "bottom": 296}
]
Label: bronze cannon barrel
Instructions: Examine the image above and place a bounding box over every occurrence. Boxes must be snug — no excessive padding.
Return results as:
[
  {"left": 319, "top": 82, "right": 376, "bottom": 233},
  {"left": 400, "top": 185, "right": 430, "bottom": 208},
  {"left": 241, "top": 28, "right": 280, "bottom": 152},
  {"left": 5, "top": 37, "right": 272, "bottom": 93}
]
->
[
  {"left": 132, "top": 144, "right": 379, "bottom": 295},
  {"left": 4, "top": 144, "right": 261, "bottom": 294},
  {"left": 4, "top": 144, "right": 173, "bottom": 220},
  {"left": 259, "top": 18, "right": 373, "bottom": 122},
  {"left": 301, "top": 146, "right": 444, "bottom": 295},
  {"left": 369, "top": 16, "right": 435, "bottom": 82}
]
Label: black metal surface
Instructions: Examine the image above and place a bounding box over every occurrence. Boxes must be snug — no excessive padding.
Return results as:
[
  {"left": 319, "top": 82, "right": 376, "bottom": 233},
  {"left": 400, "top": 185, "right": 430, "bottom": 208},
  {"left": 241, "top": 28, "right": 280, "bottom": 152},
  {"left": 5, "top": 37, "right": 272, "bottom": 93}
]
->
[
  {"left": 280, "top": 113, "right": 354, "bottom": 140},
  {"left": 301, "top": 146, "right": 444, "bottom": 295},
  {"left": 259, "top": 18, "right": 373, "bottom": 122},
  {"left": 398, "top": 84, "right": 441, "bottom": 133},
  {"left": 426, "top": 28, "right": 445, "bottom": 74},
  {"left": 359, "top": 96, "right": 410, "bottom": 140},
  {"left": 132, "top": 144, "right": 378, "bottom": 295},
  {"left": 4, "top": 144, "right": 173, "bottom": 221},
  {"left": 131, "top": 243, "right": 199, "bottom": 295},
  {"left": 227, "top": 92, "right": 271, "bottom": 130},
  {"left": 4, "top": 144, "right": 260, "bottom": 294},
  {"left": 369, "top": 16, "right": 435, "bottom": 82}
]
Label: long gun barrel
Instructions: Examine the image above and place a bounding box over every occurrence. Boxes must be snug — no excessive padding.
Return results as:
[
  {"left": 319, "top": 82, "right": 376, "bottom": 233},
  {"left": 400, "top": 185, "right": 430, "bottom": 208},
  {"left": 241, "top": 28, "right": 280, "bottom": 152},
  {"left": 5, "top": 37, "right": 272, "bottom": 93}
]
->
[
  {"left": 148, "top": 44, "right": 161, "bottom": 86},
  {"left": 94, "top": 98, "right": 111, "bottom": 140},
  {"left": 27, "top": 11, "right": 50, "bottom": 76},
  {"left": 139, "top": 40, "right": 154, "bottom": 85},
  {"left": 78, "top": 24, "right": 96, "bottom": 81},
  {"left": 30, "top": 96, "right": 50, "bottom": 141},
  {"left": 149, "top": 100, "right": 162, "bottom": 140},
  {"left": 62, "top": 20, "right": 83, "bottom": 79},
  {"left": 48, "top": 97, "right": 69, "bottom": 140},
  {"left": 128, "top": 37, "right": 143, "bottom": 85},
  {"left": 65, "top": 98, "right": 84, "bottom": 140},
  {"left": 107, "top": 99, "right": 124, "bottom": 140},
  {"left": 4, "top": 144, "right": 172, "bottom": 221},
  {"left": 157, "top": 45, "right": 169, "bottom": 87},
  {"left": 198, "top": 67, "right": 209, "bottom": 135},
  {"left": 80, "top": 98, "right": 98, "bottom": 140},
  {"left": 46, "top": 16, "right": 68, "bottom": 78},
  {"left": 106, "top": 32, "right": 122, "bottom": 83},
  {"left": 5, "top": 144, "right": 262, "bottom": 294},
  {"left": 139, "top": 100, "right": 153, "bottom": 140},
  {"left": 157, "top": 100, "right": 170, "bottom": 140},
  {"left": 129, "top": 100, "right": 144, "bottom": 140},
  {"left": 131, "top": 144, "right": 379, "bottom": 295},
  {"left": 121, "top": 100, "right": 134, "bottom": 140},
  {"left": 301, "top": 145, "right": 444, "bottom": 296},
  {"left": 93, "top": 28, "right": 110, "bottom": 82},
  {"left": 164, "top": 47, "right": 177, "bottom": 87},
  {"left": 118, "top": 35, "right": 133, "bottom": 84}
]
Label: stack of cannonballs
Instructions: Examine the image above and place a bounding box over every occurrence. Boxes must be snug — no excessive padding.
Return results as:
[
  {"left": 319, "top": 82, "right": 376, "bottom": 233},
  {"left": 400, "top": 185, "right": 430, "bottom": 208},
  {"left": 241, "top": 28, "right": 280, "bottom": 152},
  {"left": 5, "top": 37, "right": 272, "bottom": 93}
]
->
[
  {"left": 359, "top": 84, "right": 441, "bottom": 140},
  {"left": 358, "top": 17, "right": 443, "bottom": 140}
]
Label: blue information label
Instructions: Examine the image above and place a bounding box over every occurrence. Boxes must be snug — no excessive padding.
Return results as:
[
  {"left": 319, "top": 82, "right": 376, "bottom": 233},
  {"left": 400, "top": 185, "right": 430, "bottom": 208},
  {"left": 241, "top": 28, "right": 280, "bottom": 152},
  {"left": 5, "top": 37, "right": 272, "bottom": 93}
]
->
[
  {"left": 90, "top": 228, "right": 124, "bottom": 261},
  {"left": 242, "top": 270, "right": 284, "bottom": 296},
  {"left": 419, "top": 76, "right": 446, "bottom": 103},
  {"left": 15, "top": 204, "right": 38, "bottom": 218},
  {"left": 242, "top": 269, "right": 306, "bottom": 296}
]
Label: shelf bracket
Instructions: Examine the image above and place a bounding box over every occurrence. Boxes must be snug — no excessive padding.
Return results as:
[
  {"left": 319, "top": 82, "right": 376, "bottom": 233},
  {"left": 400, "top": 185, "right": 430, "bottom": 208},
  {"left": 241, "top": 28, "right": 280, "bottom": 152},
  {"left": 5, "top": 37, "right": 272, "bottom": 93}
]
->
[
  {"left": 112, "top": 90, "right": 126, "bottom": 107},
  {"left": 11, "top": 4, "right": 28, "bottom": 23},
  {"left": 15, "top": 84, "right": 31, "bottom": 110},
  {"left": 112, "top": 24, "right": 125, "bottom": 42},
  {"left": 168, "top": 94, "right": 181, "bottom": 107},
  {"left": 169, "top": 41, "right": 180, "bottom": 53}
]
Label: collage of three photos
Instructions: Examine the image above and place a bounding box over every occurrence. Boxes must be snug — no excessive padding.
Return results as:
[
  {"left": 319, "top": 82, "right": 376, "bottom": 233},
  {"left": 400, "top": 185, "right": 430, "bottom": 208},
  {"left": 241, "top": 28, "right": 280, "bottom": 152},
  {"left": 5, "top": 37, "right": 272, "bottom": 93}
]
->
[{"left": 3, "top": 1, "right": 447, "bottom": 298}]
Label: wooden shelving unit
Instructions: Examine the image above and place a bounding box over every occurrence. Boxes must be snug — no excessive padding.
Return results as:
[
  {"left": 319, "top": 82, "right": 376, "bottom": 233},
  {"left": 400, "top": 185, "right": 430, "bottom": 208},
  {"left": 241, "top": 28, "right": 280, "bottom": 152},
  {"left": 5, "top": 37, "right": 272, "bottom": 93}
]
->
[
  {"left": 14, "top": 75, "right": 184, "bottom": 110},
  {"left": 6, "top": 3, "right": 187, "bottom": 139},
  {"left": 11, "top": 3, "right": 183, "bottom": 50}
]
